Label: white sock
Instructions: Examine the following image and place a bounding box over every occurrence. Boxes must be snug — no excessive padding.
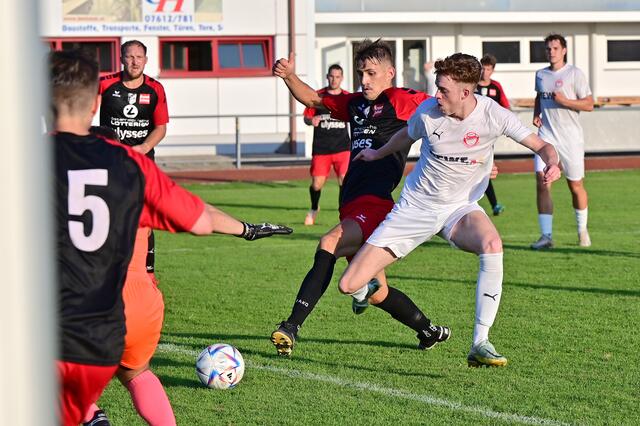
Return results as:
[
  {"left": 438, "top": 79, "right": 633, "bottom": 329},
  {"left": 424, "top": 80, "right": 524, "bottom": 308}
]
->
[
  {"left": 350, "top": 283, "right": 369, "bottom": 302},
  {"left": 575, "top": 208, "right": 588, "bottom": 233},
  {"left": 538, "top": 214, "right": 553, "bottom": 237},
  {"left": 473, "top": 253, "right": 503, "bottom": 346}
]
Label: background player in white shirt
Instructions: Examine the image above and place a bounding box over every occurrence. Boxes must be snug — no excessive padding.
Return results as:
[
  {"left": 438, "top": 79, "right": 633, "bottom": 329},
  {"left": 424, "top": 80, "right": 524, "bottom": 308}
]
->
[
  {"left": 339, "top": 53, "right": 561, "bottom": 367},
  {"left": 531, "top": 33, "right": 594, "bottom": 249}
]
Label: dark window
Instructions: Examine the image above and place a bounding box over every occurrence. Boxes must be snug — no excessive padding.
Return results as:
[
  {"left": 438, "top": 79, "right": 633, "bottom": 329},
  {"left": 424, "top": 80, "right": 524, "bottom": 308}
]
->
[
  {"left": 607, "top": 40, "right": 640, "bottom": 62},
  {"left": 44, "top": 38, "right": 119, "bottom": 74},
  {"left": 482, "top": 41, "right": 520, "bottom": 64},
  {"left": 529, "top": 41, "right": 547, "bottom": 63},
  {"left": 402, "top": 40, "right": 426, "bottom": 91},
  {"left": 162, "top": 41, "right": 213, "bottom": 71},
  {"left": 160, "top": 37, "right": 272, "bottom": 77}
]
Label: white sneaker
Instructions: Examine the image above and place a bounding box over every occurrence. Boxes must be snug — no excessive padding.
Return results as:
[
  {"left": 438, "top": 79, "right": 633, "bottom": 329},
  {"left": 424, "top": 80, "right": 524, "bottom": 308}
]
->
[
  {"left": 467, "top": 340, "right": 508, "bottom": 367},
  {"left": 531, "top": 234, "right": 554, "bottom": 250},
  {"left": 578, "top": 230, "right": 591, "bottom": 247},
  {"left": 304, "top": 209, "right": 318, "bottom": 226}
]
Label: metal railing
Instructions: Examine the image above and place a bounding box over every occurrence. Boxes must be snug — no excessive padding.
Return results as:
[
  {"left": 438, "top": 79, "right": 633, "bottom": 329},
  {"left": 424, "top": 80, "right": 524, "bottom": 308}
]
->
[{"left": 171, "top": 113, "right": 305, "bottom": 169}]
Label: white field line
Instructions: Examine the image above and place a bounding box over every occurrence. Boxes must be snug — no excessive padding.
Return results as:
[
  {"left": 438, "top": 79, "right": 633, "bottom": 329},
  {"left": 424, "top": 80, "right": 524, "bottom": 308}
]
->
[{"left": 158, "top": 343, "right": 570, "bottom": 426}]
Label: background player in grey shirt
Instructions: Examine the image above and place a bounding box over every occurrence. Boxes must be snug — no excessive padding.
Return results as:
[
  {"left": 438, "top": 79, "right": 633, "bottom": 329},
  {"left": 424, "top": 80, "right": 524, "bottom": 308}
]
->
[{"left": 531, "top": 34, "right": 594, "bottom": 249}]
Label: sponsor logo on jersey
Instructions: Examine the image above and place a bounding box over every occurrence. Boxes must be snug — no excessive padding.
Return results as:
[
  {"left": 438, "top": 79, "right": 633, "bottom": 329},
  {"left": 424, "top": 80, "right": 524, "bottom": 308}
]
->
[
  {"left": 355, "top": 214, "right": 367, "bottom": 223},
  {"left": 480, "top": 87, "right": 488, "bottom": 96},
  {"left": 139, "top": 94, "right": 151, "bottom": 105},
  {"left": 128, "top": 93, "right": 137, "bottom": 104},
  {"left": 555, "top": 79, "right": 563, "bottom": 88},
  {"left": 463, "top": 131, "right": 480, "bottom": 147},
  {"left": 431, "top": 130, "right": 443, "bottom": 141},
  {"left": 123, "top": 104, "right": 139, "bottom": 119},
  {"left": 353, "top": 104, "right": 370, "bottom": 125},
  {"left": 112, "top": 90, "right": 121, "bottom": 98},
  {"left": 372, "top": 103, "right": 384, "bottom": 118},
  {"left": 430, "top": 149, "right": 478, "bottom": 165},
  {"left": 540, "top": 92, "right": 554, "bottom": 99},
  {"left": 116, "top": 128, "right": 149, "bottom": 140},
  {"left": 489, "top": 88, "right": 497, "bottom": 97},
  {"left": 320, "top": 120, "right": 346, "bottom": 130}
]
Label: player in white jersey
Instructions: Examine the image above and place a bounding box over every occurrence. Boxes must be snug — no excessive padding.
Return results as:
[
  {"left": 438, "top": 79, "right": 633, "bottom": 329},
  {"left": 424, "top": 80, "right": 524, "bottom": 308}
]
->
[
  {"left": 337, "top": 53, "right": 561, "bottom": 367},
  {"left": 531, "top": 33, "right": 594, "bottom": 250}
]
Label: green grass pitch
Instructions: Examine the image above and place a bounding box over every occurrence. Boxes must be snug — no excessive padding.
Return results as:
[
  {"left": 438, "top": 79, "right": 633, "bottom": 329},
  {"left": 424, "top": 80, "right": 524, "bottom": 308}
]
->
[{"left": 99, "top": 169, "right": 639, "bottom": 425}]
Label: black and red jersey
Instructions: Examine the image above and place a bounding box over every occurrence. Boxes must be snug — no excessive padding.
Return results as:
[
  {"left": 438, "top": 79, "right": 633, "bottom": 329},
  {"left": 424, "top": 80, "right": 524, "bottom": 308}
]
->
[
  {"left": 475, "top": 79, "right": 510, "bottom": 109},
  {"left": 98, "top": 72, "right": 169, "bottom": 156},
  {"left": 303, "top": 88, "right": 350, "bottom": 155},
  {"left": 323, "top": 87, "right": 429, "bottom": 205},
  {"left": 55, "top": 131, "right": 203, "bottom": 366}
]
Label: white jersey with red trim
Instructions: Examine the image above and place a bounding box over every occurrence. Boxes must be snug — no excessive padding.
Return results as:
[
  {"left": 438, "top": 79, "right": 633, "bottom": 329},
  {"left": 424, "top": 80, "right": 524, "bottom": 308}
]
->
[
  {"left": 404, "top": 95, "right": 532, "bottom": 206},
  {"left": 535, "top": 64, "right": 591, "bottom": 146}
]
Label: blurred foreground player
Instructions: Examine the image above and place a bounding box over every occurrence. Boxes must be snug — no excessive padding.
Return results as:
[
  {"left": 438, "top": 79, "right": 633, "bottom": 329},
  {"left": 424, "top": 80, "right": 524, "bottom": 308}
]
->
[
  {"left": 52, "top": 50, "right": 292, "bottom": 425},
  {"left": 270, "top": 39, "right": 450, "bottom": 358}
]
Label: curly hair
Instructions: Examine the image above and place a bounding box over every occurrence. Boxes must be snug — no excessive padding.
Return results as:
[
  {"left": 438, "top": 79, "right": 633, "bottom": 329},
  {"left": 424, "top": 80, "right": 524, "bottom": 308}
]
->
[
  {"left": 354, "top": 38, "right": 394, "bottom": 68},
  {"left": 434, "top": 53, "right": 482, "bottom": 85}
]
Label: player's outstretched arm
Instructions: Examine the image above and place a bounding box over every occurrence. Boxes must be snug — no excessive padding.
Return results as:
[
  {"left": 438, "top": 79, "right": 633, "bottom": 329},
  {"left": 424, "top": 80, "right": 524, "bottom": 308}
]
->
[
  {"left": 552, "top": 92, "right": 594, "bottom": 112},
  {"left": 353, "top": 127, "right": 414, "bottom": 162},
  {"left": 190, "top": 204, "right": 293, "bottom": 240},
  {"left": 520, "top": 134, "right": 561, "bottom": 184},
  {"left": 273, "top": 52, "right": 323, "bottom": 108}
]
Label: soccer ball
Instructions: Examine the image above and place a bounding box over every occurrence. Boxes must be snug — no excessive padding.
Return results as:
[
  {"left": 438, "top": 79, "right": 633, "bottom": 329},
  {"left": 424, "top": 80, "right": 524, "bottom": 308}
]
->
[{"left": 195, "top": 343, "right": 245, "bottom": 390}]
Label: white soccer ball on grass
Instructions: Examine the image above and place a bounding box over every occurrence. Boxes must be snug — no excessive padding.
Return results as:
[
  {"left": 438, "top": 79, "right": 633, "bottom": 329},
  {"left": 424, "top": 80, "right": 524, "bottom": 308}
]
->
[{"left": 195, "top": 343, "right": 245, "bottom": 390}]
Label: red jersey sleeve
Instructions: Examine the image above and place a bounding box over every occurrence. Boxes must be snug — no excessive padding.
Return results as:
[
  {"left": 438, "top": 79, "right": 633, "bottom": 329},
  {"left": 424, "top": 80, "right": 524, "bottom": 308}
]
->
[
  {"left": 322, "top": 92, "right": 359, "bottom": 122},
  {"left": 109, "top": 143, "right": 204, "bottom": 232},
  {"left": 386, "top": 88, "right": 430, "bottom": 121},
  {"left": 98, "top": 72, "right": 120, "bottom": 95},
  {"left": 303, "top": 106, "right": 316, "bottom": 120},
  {"left": 493, "top": 80, "right": 511, "bottom": 109},
  {"left": 150, "top": 79, "right": 169, "bottom": 126},
  {"left": 135, "top": 155, "right": 203, "bottom": 232}
]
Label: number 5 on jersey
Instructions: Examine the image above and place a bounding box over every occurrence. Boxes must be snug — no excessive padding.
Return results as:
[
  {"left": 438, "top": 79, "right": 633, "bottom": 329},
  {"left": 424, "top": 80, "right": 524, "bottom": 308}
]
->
[{"left": 68, "top": 169, "right": 109, "bottom": 252}]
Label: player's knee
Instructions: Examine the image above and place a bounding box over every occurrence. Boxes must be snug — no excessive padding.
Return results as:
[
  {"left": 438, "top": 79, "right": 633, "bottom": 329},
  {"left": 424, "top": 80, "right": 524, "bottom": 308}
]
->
[
  {"left": 318, "top": 233, "right": 339, "bottom": 253},
  {"left": 338, "top": 273, "right": 357, "bottom": 294},
  {"left": 481, "top": 235, "right": 502, "bottom": 254}
]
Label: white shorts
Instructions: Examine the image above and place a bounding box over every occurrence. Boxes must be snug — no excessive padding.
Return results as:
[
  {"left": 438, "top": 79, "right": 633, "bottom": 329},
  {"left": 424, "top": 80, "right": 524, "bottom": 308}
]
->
[
  {"left": 534, "top": 141, "right": 584, "bottom": 181},
  {"left": 367, "top": 197, "right": 485, "bottom": 258}
]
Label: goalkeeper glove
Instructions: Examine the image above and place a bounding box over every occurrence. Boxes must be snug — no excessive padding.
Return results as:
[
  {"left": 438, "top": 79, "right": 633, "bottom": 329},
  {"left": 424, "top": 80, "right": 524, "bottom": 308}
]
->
[{"left": 238, "top": 222, "right": 293, "bottom": 241}]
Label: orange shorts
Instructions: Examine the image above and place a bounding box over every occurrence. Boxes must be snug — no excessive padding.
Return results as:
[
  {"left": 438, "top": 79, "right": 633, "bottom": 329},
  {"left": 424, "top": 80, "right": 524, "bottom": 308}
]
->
[
  {"left": 120, "top": 272, "right": 164, "bottom": 369},
  {"left": 120, "top": 227, "right": 164, "bottom": 369}
]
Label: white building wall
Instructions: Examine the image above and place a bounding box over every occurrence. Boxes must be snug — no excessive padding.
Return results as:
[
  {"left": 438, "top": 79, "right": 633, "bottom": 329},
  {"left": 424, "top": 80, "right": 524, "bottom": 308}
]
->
[
  {"left": 315, "top": 21, "right": 640, "bottom": 100},
  {"left": 40, "top": 0, "right": 315, "bottom": 155}
]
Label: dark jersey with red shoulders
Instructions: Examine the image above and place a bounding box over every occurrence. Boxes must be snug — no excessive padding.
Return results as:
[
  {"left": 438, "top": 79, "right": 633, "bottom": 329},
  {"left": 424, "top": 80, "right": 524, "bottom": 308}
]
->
[
  {"left": 475, "top": 79, "right": 510, "bottom": 109},
  {"left": 55, "top": 131, "right": 203, "bottom": 366},
  {"left": 303, "top": 88, "right": 350, "bottom": 155},
  {"left": 98, "top": 72, "right": 169, "bottom": 157},
  {"left": 323, "top": 87, "right": 429, "bottom": 205}
]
